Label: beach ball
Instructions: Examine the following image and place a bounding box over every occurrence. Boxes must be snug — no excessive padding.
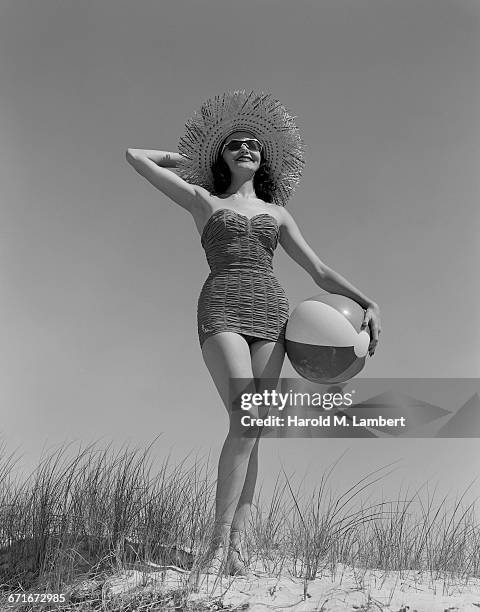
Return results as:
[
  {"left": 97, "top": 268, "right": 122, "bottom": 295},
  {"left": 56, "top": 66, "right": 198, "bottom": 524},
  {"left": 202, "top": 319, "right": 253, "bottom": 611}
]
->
[{"left": 286, "top": 294, "right": 370, "bottom": 384}]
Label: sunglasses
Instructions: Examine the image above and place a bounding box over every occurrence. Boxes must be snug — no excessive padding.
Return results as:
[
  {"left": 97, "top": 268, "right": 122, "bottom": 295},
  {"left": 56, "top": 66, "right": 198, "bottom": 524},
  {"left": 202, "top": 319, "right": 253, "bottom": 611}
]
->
[{"left": 221, "top": 138, "right": 263, "bottom": 154}]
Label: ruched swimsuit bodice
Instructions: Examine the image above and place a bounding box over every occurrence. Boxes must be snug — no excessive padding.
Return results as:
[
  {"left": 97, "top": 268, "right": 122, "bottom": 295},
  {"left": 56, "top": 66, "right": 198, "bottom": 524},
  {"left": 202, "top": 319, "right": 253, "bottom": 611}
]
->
[
  {"left": 201, "top": 209, "right": 278, "bottom": 274},
  {"left": 197, "top": 208, "right": 289, "bottom": 347}
]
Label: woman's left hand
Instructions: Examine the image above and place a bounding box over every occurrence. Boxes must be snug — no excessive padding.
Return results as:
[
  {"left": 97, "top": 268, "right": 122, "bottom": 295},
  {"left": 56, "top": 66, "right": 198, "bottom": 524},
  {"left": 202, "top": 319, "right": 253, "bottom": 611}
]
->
[{"left": 361, "top": 303, "right": 381, "bottom": 357}]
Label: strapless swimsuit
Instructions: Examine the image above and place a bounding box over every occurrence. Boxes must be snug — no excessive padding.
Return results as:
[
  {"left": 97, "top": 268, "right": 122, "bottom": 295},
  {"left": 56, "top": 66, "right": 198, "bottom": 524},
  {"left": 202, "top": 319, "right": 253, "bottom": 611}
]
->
[{"left": 198, "top": 208, "right": 289, "bottom": 347}]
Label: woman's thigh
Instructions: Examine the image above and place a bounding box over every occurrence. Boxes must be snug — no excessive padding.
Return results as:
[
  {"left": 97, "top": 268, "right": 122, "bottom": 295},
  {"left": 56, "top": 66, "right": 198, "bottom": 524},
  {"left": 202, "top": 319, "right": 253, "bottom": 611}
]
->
[
  {"left": 201, "top": 332, "right": 256, "bottom": 416},
  {"left": 250, "top": 340, "right": 285, "bottom": 381}
]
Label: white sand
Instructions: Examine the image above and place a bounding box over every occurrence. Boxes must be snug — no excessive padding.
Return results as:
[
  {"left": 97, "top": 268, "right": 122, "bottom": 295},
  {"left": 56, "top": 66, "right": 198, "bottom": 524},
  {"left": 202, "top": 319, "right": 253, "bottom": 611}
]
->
[{"left": 94, "top": 559, "right": 480, "bottom": 611}]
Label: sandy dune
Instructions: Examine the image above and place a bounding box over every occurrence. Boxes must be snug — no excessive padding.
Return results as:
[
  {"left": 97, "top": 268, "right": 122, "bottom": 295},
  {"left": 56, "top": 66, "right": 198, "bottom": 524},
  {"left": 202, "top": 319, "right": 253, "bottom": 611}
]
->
[
  {"left": 69, "top": 558, "right": 480, "bottom": 611},
  {"left": 3, "top": 536, "right": 479, "bottom": 610}
]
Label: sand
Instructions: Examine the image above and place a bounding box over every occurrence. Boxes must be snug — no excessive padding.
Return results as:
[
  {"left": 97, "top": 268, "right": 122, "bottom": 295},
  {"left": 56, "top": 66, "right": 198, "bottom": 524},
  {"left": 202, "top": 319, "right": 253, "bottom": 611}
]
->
[
  {"left": 3, "top": 537, "right": 479, "bottom": 610},
  {"left": 70, "top": 558, "right": 480, "bottom": 611}
]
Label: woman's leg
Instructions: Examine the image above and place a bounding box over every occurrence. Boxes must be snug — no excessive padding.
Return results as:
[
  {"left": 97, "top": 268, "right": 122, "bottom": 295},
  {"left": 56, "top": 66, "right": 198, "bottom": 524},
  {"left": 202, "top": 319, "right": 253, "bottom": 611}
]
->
[
  {"left": 229, "top": 340, "right": 285, "bottom": 552},
  {"left": 201, "top": 332, "right": 259, "bottom": 555}
]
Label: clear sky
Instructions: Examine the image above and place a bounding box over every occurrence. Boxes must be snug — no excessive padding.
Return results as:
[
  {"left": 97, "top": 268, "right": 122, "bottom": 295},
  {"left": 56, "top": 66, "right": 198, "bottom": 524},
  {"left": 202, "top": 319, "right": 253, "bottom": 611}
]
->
[{"left": 1, "top": 0, "right": 479, "bottom": 507}]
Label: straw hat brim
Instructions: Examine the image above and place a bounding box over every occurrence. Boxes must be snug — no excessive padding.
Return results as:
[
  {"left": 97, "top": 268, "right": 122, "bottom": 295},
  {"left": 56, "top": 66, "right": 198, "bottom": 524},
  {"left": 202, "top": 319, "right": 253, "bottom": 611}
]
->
[{"left": 177, "top": 90, "right": 305, "bottom": 207}]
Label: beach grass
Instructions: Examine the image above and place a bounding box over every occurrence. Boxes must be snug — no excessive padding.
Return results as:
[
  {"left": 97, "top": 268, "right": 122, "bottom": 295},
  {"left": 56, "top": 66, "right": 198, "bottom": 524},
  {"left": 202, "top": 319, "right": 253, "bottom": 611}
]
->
[{"left": 0, "top": 438, "right": 479, "bottom": 611}]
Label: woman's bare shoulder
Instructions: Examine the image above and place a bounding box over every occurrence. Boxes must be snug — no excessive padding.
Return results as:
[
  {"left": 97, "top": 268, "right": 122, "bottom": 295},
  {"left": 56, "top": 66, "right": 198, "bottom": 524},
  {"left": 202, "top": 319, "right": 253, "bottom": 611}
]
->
[{"left": 270, "top": 204, "right": 294, "bottom": 225}]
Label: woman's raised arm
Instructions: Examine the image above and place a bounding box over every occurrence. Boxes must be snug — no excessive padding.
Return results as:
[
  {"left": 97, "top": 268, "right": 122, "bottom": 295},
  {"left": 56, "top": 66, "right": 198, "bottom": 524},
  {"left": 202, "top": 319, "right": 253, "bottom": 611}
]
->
[{"left": 125, "top": 148, "right": 209, "bottom": 211}]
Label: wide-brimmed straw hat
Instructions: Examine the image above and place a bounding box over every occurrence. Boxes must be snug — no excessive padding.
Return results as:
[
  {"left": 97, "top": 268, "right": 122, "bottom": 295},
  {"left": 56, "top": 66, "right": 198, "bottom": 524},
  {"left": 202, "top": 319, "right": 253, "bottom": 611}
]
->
[{"left": 177, "top": 90, "right": 305, "bottom": 207}]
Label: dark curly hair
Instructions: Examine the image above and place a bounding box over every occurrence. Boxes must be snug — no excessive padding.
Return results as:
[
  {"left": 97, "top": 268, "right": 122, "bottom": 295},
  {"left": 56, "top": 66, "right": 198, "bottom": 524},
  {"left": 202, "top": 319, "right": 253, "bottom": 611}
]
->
[{"left": 211, "top": 150, "right": 276, "bottom": 204}]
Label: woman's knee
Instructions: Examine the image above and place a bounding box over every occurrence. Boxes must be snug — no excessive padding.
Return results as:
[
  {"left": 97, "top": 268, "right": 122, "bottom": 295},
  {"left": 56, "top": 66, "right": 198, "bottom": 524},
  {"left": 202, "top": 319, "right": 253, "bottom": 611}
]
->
[{"left": 224, "top": 426, "right": 260, "bottom": 452}]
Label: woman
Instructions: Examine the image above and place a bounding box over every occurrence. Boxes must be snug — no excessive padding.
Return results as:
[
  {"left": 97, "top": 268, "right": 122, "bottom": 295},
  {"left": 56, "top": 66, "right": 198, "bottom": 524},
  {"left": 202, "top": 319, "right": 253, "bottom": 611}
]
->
[{"left": 126, "top": 90, "right": 381, "bottom": 576}]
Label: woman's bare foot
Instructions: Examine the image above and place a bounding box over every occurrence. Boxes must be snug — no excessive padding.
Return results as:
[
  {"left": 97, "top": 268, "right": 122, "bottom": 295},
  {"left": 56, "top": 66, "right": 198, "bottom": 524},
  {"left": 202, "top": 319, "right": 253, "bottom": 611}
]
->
[
  {"left": 204, "top": 544, "right": 227, "bottom": 575},
  {"left": 225, "top": 539, "right": 249, "bottom": 576},
  {"left": 226, "top": 546, "right": 246, "bottom": 576}
]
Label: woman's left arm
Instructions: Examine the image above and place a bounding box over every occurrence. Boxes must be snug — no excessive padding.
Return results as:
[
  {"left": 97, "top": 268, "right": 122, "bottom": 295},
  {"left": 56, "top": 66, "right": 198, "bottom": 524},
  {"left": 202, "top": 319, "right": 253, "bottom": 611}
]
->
[{"left": 279, "top": 208, "right": 381, "bottom": 356}]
